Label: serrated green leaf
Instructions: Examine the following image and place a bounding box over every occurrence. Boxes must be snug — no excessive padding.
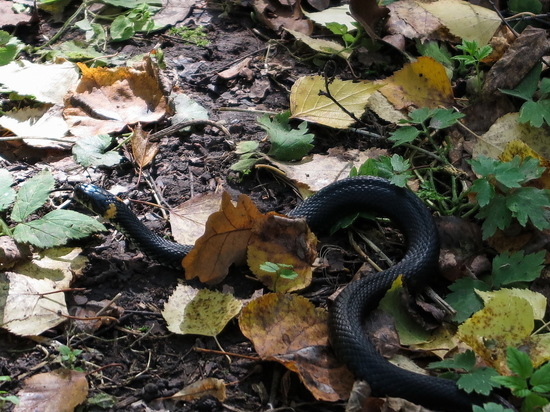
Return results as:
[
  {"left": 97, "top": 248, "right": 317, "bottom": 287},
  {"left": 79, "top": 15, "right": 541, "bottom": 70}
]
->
[
  {"left": 13, "top": 209, "right": 106, "bottom": 248},
  {"left": 445, "top": 278, "right": 489, "bottom": 322},
  {"left": 506, "top": 347, "right": 533, "bottom": 379},
  {"left": 11, "top": 171, "right": 55, "bottom": 222},
  {"left": 408, "top": 107, "right": 434, "bottom": 124},
  {"left": 230, "top": 156, "right": 260, "bottom": 173},
  {"left": 493, "top": 157, "right": 524, "bottom": 188},
  {"left": 506, "top": 188, "right": 550, "bottom": 230},
  {"left": 429, "top": 109, "right": 464, "bottom": 129},
  {"left": 521, "top": 392, "right": 549, "bottom": 412},
  {"left": 500, "top": 64, "right": 541, "bottom": 101},
  {"left": 235, "top": 141, "right": 259, "bottom": 154},
  {"left": 530, "top": 362, "right": 550, "bottom": 393},
  {"left": 519, "top": 100, "right": 547, "bottom": 128},
  {"left": 428, "top": 350, "right": 476, "bottom": 371},
  {"left": 0, "top": 169, "right": 15, "bottom": 211},
  {"left": 72, "top": 134, "right": 122, "bottom": 167},
  {"left": 110, "top": 15, "right": 135, "bottom": 42},
  {"left": 492, "top": 251, "right": 545, "bottom": 287},
  {"left": 457, "top": 367, "right": 500, "bottom": 395},
  {"left": 473, "top": 402, "right": 515, "bottom": 412},
  {"left": 540, "top": 78, "right": 550, "bottom": 95},
  {"left": 259, "top": 113, "right": 314, "bottom": 161},
  {"left": 491, "top": 375, "right": 527, "bottom": 392},
  {"left": 470, "top": 179, "right": 493, "bottom": 207},
  {"left": 476, "top": 194, "right": 512, "bottom": 238},
  {"left": 389, "top": 126, "right": 420, "bottom": 146},
  {"left": 470, "top": 156, "right": 498, "bottom": 178}
]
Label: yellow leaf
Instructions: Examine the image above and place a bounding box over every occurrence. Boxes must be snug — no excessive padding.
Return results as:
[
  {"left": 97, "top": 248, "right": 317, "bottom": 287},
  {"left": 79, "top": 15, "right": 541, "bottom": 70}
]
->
[
  {"left": 286, "top": 29, "right": 351, "bottom": 59},
  {"left": 239, "top": 293, "right": 353, "bottom": 401},
  {"left": 162, "top": 284, "right": 242, "bottom": 337},
  {"left": 476, "top": 288, "right": 547, "bottom": 320},
  {"left": 458, "top": 292, "right": 533, "bottom": 373},
  {"left": 418, "top": 0, "right": 501, "bottom": 45},
  {"left": 379, "top": 56, "right": 454, "bottom": 110},
  {"left": 182, "top": 192, "right": 265, "bottom": 284},
  {"left": 290, "top": 75, "right": 382, "bottom": 128}
]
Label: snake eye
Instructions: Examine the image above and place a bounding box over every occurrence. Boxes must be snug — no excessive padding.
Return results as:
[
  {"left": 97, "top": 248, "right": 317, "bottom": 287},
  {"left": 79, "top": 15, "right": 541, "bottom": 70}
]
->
[{"left": 74, "top": 184, "right": 117, "bottom": 216}]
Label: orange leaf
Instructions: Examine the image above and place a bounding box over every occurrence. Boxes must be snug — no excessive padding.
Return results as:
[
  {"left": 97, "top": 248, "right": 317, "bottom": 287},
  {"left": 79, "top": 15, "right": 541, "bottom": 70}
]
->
[
  {"left": 239, "top": 293, "right": 353, "bottom": 401},
  {"left": 15, "top": 369, "right": 88, "bottom": 412},
  {"left": 248, "top": 214, "right": 317, "bottom": 292},
  {"left": 380, "top": 56, "right": 454, "bottom": 110},
  {"left": 182, "top": 192, "right": 265, "bottom": 284},
  {"left": 130, "top": 123, "right": 159, "bottom": 171},
  {"left": 160, "top": 377, "right": 226, "bottom": 402}
]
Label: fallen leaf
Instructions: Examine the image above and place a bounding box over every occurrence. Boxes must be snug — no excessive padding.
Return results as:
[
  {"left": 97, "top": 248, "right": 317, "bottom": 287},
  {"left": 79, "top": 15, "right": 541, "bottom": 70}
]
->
[
  {"left": 476, "top": 288, "right": 547, "bottom": 321},
  {"left": 64, "top": 59, "right": 167, "bottom": 138},
  {"left": 290, "top": 75, "right": 382, "bottom": 128},
  {"left": 253, "top": 0, "right": 313, "bottom": 34},
  {"left": 130, "top": 123, "right": 159, "bottom": 174},
  {"left": 418, "top": 0, "right": 501, "bottom": 46},
  {"left": 239, "top": 293, "right": 353, "bottom": 401},
  {"left": 160, "top": 377, "right": 226, "bottom": 402},
  {"left": 302, "top": 5, "right": 355, "bottom": 31},
  {"left": 379, "top": 56, "right": 454, "bottom": 110},
  {"left": 162, "top": 284, "right": 242, "bottom": 336},
  {"left": 248, "top": 215, "right": 317, "bottom": 292},
  {"left": 15, "top": 369, "right": 88, "bottom": 412},
  {"left": 286, "top": 29, "right": 351, "bottom": 59},
  {"left": 349, "top": 0, "right": 388, "bottom": 40},
  {"left": 182, "top": 192, "right": 265, "bottom": 284},
  {"left": 170, "top": 192, "right": 224, "bottom": 246}
]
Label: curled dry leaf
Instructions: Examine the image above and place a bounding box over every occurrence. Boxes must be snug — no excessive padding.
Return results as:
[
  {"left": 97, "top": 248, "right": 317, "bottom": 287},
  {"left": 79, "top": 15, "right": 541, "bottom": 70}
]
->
[
  {"left": 130, "top": 123, "right": 159, "bottom": 171},
  {"left": 248, "top": 214, "right": 317, "bottom": 292},
  {"left": 182, "top": 192, "right": 265, "bottom": 284},
  {"left": 239, "top": 293, "right": 353, "bottom": 401},
  {"left": 159, "top": 377, "right": 226, "bottom": 403},
  {"left": 379, "top": 56, "right": 454, "bottom": 111},
  {"left": 15, "top": 369, "right": 88, "bottom": 412}
]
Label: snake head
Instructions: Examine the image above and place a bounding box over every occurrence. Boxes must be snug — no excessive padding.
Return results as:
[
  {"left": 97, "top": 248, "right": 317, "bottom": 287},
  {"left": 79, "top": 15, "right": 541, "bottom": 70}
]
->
[{"left": 73, "top": 184, "right": 120, "bottom": 220}]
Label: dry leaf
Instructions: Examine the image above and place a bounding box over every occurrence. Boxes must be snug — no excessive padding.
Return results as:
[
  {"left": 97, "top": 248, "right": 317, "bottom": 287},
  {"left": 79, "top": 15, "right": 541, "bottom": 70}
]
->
[
  {"left": 15, "top": 369, "right": 88, "bottom": 412},
  {"left": 162, "top": 284, "right": 242, "bottom": 336},
  {"left": 248, "top": 214, "right": 317, "bottom": 292},
  {"left": 182, "top": 192, "right": 265, "bottom": 284},
  {"left": 379, "top": 56, "right": 454, "bottom": 110},
  {"left": 349, "top": 0, "right": 389, "bottom": 40},
  {"left": 239, "top": 293, "right": 353, "bottom": 401},
  {"left": 286, "top": 29, "right": 351, "bottom": 59},
  {"left": 253, "top": 0, "right": 313, "bottom": 34},
  {"left": 161, "top": 377, "right": 226, "bottom": 402},
  {"left": 290, "top": 75, "right": 382, "bottom": 128},
  {"left": 130, "top": 123, "right": 159, "bottom": 172}
]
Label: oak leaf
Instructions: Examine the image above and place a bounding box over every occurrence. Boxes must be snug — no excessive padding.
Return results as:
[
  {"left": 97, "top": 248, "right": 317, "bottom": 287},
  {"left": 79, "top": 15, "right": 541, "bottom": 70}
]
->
[
  {"left": 239, "top": 293, "right": 353, "bottom": 401},
  {"left": 182, "top": 192, "right": 265, "bottom": 284}
]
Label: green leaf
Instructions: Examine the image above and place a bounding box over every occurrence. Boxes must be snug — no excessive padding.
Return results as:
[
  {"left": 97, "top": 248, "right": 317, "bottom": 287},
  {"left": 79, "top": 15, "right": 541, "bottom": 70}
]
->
[
  {"left": 530, "top": 362, "right": 550, "bottom": 393},
  {"left": 259, "top": 113, "right": 314, "bottom": 161},
  {"left": 0, "top": 30, "right": 24, "bottom": 66},
  {"left": 473, "top": 402, "right": 515, "bottom": 412},
  {"left": 506, "top": 188, "right": 550, "bottom": 230},
  {"left": 508, "top": 0, "right": 542, "bottom": 13},
  {"left": 325, "top": 22, "right": 348, "bottom": 36},
  {"left": 235, "top": 141, "right": 259, "bottom": 154},
  {"left": 0, "top": 169, "right": 15, "bottom": 212},
  {"left": 492, "top": 251, "right": 545, "bottom": 287},
  {"left": 110, "top": 15, "right": 135, "bottom": 42},
  {"left": 407, "top": 107, "right": 433, "bottom": 124},
  {"left": 416, "top": 40, "right": 453, "bottom": 69},
  {"left": 470, "top": 179, "right": 494, "bottom": 207},
  {"left": 540, "top": 78, "right": 550, "bottom": 96},
  {"left": 72, "top": 134, "right": 122, "bottom": 168},
  {"left": 476, "top": 194, "right": 512, "bottom": 238},
  {"left": 230, "top": 155, "right": 260, "bottom": 173},
  {"left": 389, "top": 126, "right": 421, "bottom": 146},
  {"left": 491, "top": 375, "right": 528, "bottom": 393},
  {"left": 519, "top": 100, "right": 547, "bottom": 127},
  {"left": 457, "top": 367, "right": 500, "bottom": 395},
  {"left": 469, "top": 156, "right": 498, "bottom": 178},
  {"left": 500, "top": 64, "right": 541, "bottom": 101},
  {"left": 445, "top": 278, "right": 489, "bottom": 322},
  {"left": 506, "top": 347, "right": 533, "bottom": 379},
  {"left": 11, "top": 171, "right": 55, "bottom": 223},
  {"left": 429, "top": 109, "right": 465, "bottom": 129},
  {"left": 428, "top": 350, "right": 476, "bottom": 372},
  {"left": 12, "top": 209, "right": 106, "bottom": 248},
  {"left": 521, "top": 393, "right": 549, "bottom": 412}
]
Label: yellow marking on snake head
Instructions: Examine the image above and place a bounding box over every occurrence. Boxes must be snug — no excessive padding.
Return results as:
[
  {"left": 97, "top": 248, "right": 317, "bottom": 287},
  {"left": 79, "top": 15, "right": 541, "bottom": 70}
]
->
[{"left": 103, "top": 202, "right": 118, "bottom": 220}]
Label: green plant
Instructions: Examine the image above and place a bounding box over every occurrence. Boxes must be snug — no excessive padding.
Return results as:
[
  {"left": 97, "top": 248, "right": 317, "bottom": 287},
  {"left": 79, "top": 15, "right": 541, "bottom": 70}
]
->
[
  {"left": 350, "top": 154, "right": 413, "bottom": 188},
  {"left": 0, "top": 376, "right": 19, "bottom": 407},
  {"left": 109, "top": 3, "right": 156, "bottom": 42},
  {"left": 167, "top": 26, "right": 209, "bottom": 47},
  {"left": 58, "top": 345, "right": 84, "bottom": 370},
  {"left": 259, "top": 262, "right": 298, "bottom": 280},
  {"left": 468, "top": 156, "right": 550, "bottom": 238},
  {"left": 452, "top": 39, "right": 492, "bottom": 93},
  {"left": 0, "top": 169, "right": 105, "bottom": 248},
  {"left": 500, "top": 64, "right": 550, "bottom": 128},
  {"left": 0, "top": 31, "right": 24, "bottom": 66},
  {"left": 491, "top": 348, "right": 550, "bottom": 412},
  {"left": 325, "top": 22, "right": 368, "bottom": 50},
  {"left": 231, "top": 112, "right": 314, "bottom": 174}
]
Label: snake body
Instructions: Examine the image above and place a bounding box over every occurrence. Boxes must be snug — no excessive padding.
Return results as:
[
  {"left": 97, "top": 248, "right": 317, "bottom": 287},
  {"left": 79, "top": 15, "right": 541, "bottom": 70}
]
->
[{"left": 74, "top": 177, "right": 480, "bottom": 411}]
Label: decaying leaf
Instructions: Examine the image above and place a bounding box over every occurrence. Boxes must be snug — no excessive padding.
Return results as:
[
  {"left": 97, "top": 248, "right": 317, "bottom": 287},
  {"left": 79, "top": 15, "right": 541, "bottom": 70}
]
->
[
  {"left": 349, "top": 0, "right": 389, "bottom": 40},
  {"left": 379, "top": 56, "right": 454, "bottom": 111},
  {"left": 290, "top": 75, "right": 382, "bottom": 129},
  {"left": 248, "top": 215, "right": 317, "bottom": 292},
  {"left": 418, "top": 0, "right": 501, "bottom": 46},
  {"left": 162, "top": 284, "right": 242, "bottom": 336},
  {"left": 285, "top": 29, "right": 351, "bottom": 60},
  {"left": 159, "top": 377, "right": 226, "bottom": 402},
  {"left": 253, "top": 0, "right": 313, "bottom": 35},
  {"left": 182, "top": 192, "right": 265, "bottom": 284},
  {"left": 170, "top": 192, "right": 224, "bottom": 246},
  {"left": 239, "top": 293, "right": 353, "bottom": 401},
  {"left": 130, "top": 123, "right": 159, "bottom": 173},
  {"left": 15, "top": 369, "right": 88, "bottom": 412},
  {"left": 64, "top": 58, "right": 167, "bottom": 138}
]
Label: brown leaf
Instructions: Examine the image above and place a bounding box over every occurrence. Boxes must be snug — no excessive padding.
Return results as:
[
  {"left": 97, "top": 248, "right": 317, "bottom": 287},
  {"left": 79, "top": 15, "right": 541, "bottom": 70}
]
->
[
  {"left": 130, "top": 123, "right": 159, "bottom": 173},
  {"left": 160, "top": 377, "right": 226, "bottom": 402},
  {"left": 182, "top": 192, "right": 265, "bottom": 284},
  {"left": 253, "top": 0, "right": 313, "bottom": 35},
  {"left": 15, "top": 369, "right": 88, "bottom": 412},
  {"left": 239, "top": 293, "right": 353, "bottom": 401},
  {"left": 350, "top": 0, "right": 389, "bottom": 40},
  {"left": 248, "top": 214, "right": 317, "bottom": 292}
]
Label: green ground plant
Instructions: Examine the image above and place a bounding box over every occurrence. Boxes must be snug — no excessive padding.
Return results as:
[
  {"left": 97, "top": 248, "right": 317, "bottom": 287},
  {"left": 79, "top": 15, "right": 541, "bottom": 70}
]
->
[
  {"left": 58, "top": 345, "right": 84, "bottom": 371},
  {"left": 452, "top": 39, "right": 493, "bottom": 93},
  {"left": 167, "top": 26, "right": 209, "bottom": 47},
  {"left": 0, "top": 376, "right": 19, "bottom": 407}
]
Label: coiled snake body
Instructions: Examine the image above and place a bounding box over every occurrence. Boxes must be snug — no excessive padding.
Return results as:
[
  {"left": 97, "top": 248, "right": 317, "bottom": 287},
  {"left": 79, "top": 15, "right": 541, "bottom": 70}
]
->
[{"left": 74, "top": 176, "right": 480, "bottom": 411}]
